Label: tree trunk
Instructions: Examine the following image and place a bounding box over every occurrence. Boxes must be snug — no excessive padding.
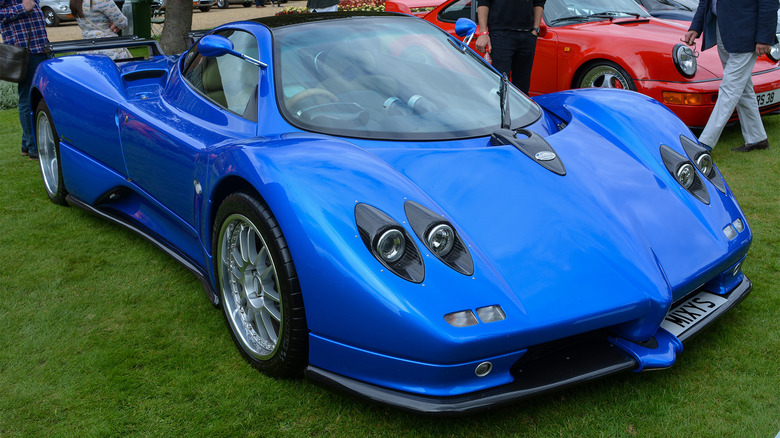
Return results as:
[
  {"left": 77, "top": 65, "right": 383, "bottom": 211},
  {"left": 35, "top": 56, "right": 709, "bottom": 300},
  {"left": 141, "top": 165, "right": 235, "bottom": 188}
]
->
[{"left": 159, "top": 0, "right": 193, "bottom": 55}]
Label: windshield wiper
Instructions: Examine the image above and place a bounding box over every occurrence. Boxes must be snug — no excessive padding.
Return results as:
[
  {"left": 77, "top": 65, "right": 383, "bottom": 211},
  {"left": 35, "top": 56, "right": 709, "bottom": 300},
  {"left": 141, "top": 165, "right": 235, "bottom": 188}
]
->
[
  {"left": 548, "top": 15, "right": 593, "bottom": 25},
  {"left": 591, "top": 10, "right": 643, "bottom": 19},
  {"left": 499, "top": 74, "right": 510, "bottom": 130},
  {"left": 549, "top": 11, "right": 642, "bottom": 24}
]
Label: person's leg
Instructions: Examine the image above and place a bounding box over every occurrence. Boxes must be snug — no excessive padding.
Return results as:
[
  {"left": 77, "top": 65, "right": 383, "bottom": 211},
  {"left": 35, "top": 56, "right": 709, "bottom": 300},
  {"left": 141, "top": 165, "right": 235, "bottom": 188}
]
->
[
  {"left": 487, "top": 30, "right": 516, "bottom": 81},
  {"left": 734, "top": 73, "right": 767, "bottom": 144},
  {"left": 509, "top": 32, "right": 536, "bottom": 95},
  {"left": 697, "top": 28, "right": 756, "bottom": 147},
  {"left": 17, "top": 53, "right": 49, "bottom": 157}
]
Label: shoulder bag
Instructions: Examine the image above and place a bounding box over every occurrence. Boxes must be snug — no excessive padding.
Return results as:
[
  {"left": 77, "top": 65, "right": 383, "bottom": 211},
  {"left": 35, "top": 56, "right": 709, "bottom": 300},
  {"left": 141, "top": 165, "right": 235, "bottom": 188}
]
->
[{"left": 0, "top": 43, "right": 29, "bottom": 83}]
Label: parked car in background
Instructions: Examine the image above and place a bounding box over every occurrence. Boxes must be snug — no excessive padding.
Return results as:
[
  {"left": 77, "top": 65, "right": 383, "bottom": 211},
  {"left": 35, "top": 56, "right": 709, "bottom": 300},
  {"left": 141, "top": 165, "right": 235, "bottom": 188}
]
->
[
  {"left": 40, "top": 0, "right": 75, "bottom": 27},
  {"left": 32, "top": 12, "right": 754, "bottom": 413},
  {"left": 633, "top": 0, "right": 696, "bottom": 21},
  {"left": 152, "top": 0, "right": 215, "bottom": 12},
  {"left": 215, "top": 0, "right": 253, "bottom": 8},
  {"left": 399, "top": 0, "right": 780, "bottom": 128}
]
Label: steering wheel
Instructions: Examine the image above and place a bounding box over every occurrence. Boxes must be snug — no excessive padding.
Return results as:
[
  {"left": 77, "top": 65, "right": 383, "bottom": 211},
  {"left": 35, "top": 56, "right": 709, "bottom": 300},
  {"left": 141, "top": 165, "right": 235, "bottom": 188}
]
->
[{"left": 287, "top": 88, "right": 339, "bottom": 112}]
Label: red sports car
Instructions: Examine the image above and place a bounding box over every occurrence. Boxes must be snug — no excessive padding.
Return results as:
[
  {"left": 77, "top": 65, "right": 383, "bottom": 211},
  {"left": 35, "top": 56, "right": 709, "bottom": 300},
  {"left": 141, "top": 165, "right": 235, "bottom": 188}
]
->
[{"left": 387, "top": 0, "right": 780, "bottom": 127}]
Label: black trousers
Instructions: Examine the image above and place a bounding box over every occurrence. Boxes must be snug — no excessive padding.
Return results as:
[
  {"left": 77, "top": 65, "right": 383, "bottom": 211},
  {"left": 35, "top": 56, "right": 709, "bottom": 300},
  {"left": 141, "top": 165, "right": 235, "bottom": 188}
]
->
[{"left": 489, "top": 30, "right": 537, "bottom": 95}]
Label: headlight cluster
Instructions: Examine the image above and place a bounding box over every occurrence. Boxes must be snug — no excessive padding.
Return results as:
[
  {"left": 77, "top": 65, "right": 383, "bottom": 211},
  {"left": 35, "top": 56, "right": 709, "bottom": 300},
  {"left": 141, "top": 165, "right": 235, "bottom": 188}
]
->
[
  {"left": 680, "top": 135, "right": 725, "bottom": 193},
  {"left": 355, "top": 201, "right": 474, "bottom": 283},
  {"left": 672, "top": 43, "right": 697, "bottom": 78},
  {"left": 660, "top": 135, "right": 726, "bottom": 204}
]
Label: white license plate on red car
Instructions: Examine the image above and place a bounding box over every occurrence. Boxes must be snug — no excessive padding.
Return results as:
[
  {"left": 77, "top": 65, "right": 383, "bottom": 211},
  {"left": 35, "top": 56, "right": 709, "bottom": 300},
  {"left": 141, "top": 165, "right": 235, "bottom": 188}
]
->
[
  {"left": 756, "top": 88, "right": 778, "bottom": 107},
  {"left": 660, "top": 291, "right": 728, "bottom": 338}
]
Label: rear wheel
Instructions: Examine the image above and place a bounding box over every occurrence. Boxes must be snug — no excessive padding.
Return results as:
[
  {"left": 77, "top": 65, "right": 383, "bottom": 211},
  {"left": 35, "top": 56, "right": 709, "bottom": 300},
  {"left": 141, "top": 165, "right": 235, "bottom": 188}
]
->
[
  {"left": 199, "top": 5, "right": 211, "bottom": 11},
  {"left": 216, "top": 0, "right": 228, "bottom": 8},
  {"left": 35, "top": 100, "right": 68, "bottom": 206},
  {"left": 576, "top": 62, "right": 635, "bottom": 90},
  {"left": 214, "top": 191, "right": 308, "bottom": 377}
]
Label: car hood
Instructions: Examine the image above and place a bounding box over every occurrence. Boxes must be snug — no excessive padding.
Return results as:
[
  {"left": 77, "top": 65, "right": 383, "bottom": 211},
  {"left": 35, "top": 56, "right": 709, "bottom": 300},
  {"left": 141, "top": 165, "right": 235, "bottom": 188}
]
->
[
  {"left": 359, "top": 90, "right": 748, "bottom": 343},
  {"left": 550, "top": 17, "right": 778, "bottom": 79}
]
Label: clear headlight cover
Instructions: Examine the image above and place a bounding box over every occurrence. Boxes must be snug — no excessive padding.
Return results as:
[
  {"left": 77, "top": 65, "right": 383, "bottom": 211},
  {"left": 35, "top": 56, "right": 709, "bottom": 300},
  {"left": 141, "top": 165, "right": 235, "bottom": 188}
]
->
[{"left": 673, "top": 44, "right": 697, "bottom": 77}]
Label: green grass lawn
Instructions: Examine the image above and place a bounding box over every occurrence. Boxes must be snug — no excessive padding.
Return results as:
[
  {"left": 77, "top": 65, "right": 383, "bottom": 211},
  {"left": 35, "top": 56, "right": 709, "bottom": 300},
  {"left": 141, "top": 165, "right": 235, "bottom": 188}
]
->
[{"left": 0, "top": 108, "right": 777, "bottom": 437}]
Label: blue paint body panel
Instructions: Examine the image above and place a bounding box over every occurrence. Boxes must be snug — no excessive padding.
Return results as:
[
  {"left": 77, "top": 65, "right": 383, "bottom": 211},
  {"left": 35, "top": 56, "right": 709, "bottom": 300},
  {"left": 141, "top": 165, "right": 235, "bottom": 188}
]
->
[{"left": 30, "top": 13, "right": 753, "bottom": 413}]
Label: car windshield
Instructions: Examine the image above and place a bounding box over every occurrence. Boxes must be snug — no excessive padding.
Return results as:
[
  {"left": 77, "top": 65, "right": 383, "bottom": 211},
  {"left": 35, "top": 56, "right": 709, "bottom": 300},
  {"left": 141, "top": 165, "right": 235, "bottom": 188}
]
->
[
  {"left": 273, "top": 16, "right": 539, "bottom": 140},
  {"left": 544, "top": 0, "right": 649, "bottom": 25}
]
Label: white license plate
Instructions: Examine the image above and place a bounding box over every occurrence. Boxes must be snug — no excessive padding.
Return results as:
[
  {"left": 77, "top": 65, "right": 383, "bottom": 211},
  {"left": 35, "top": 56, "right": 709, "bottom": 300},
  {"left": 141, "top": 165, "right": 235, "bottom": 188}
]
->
[
  {"left": 755, "top": 88, "right": 779, "bottom": 107},
  {"left": 660, "top": 291, "right": 728, "bottom": 338}
]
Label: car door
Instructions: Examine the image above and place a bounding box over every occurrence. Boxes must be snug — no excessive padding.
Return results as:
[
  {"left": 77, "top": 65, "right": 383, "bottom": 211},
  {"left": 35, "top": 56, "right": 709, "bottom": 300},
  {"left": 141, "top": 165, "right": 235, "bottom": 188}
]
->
[{"left": 118, "top": 29, "right": 260, "bottom": 261}]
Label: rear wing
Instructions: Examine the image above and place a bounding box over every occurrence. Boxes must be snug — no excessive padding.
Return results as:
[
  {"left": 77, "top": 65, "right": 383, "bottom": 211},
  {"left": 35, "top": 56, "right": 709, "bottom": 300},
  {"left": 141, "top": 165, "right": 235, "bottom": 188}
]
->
[
  {"left": 385, "top": 0, "right": 441, "bottom": 17},
  {"left": 48, "top": 36, "right": 165, "bottom": 57}
]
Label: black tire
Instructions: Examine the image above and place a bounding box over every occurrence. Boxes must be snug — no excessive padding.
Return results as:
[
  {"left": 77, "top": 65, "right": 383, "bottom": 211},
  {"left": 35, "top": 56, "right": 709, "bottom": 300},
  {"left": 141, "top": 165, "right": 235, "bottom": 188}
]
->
[
  {"left": 217, "top": 0, "right": 228, "bottom": 8},
  {"left": 199, "top": 5, "right": 211, "bottom": 11},
  {"left": 42, "top": 7, "right": 59, "bottom": 27},
  {"left": 35, "top": 100, "right": 68, "bottom": 206},
  {"left": 242, "top": 1, "right": 252, "bottom": 6},
  {"left": 214, "top": 191, "right": 308, "bottom": 378},
  {"left": 575, "top": 61, "right": 636, "bottom": 91}
]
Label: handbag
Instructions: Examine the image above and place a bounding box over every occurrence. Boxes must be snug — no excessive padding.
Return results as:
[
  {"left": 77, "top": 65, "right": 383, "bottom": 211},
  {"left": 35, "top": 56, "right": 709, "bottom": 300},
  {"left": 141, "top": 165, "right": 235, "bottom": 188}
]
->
[{"left": 0, "top": 43, "right": 29, "bottom": 83}]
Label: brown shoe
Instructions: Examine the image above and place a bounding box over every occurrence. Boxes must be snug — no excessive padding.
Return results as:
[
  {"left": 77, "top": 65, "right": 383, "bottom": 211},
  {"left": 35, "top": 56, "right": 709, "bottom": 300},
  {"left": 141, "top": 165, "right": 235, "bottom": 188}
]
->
[{"left": 731, "top": 138, "right": 769, "bottom": 152}]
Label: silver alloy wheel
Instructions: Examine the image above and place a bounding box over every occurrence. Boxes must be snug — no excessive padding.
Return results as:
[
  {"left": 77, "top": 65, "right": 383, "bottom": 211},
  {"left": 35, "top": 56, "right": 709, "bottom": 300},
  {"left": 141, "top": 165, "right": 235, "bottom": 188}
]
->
[
  {"left": 579, "top": 65, "right": 632, "bottom": 89},
  {"left": 36, "top": 110, "right": 59, "bottom": 199},
  {"left": 218, "top": 214, "right": 283, "bottom": 361}
]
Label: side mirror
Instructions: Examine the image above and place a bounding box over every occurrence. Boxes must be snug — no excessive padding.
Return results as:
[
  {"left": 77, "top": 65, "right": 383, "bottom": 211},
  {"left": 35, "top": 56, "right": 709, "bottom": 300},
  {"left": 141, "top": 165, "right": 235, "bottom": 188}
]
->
[
  {"left": 454, "top": 18, "right": 477, "bottom": 47},
  {"left": 198, "top": 34, "right": 236, "bottom": 58},
  {"left": 197, "top": 34, "right": 267, "bottom": 68},
  {"left": 454, "top": 18, "right": 477, "bottom": 39}
]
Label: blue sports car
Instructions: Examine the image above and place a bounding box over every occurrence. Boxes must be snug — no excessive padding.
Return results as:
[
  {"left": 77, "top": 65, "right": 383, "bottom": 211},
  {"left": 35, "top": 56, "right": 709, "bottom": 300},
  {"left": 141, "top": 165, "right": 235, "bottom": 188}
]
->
[{"left": 31, "top": 12, "right": 752, "bottom": 414}]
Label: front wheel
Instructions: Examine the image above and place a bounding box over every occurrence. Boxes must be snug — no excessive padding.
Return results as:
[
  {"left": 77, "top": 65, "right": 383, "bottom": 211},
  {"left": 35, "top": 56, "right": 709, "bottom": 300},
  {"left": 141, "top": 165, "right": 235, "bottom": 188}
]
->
[
  {"left": 199, "top": 5, "right": 211, "bottom": 11},
  {"left": 35, "top": 100, "right": 68, "bottom": 205},
  {"left": 216, "top": 0, "right": 228, "bottom": 8},
  {"left": 42, "top": 8, "right": 59, "bottom": 27},
  {"left": 214, "top": 192, "right": 308, "bottom": 378},
  {"left": 576, "top": 62, "right": 636, "bottom": 91}
]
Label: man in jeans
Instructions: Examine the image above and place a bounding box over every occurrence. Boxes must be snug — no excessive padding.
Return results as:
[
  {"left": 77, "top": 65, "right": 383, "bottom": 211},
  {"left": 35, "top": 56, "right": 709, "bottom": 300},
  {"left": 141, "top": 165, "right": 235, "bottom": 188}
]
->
[
  {"left": 475, "top": 0, "right": 545, "bottom": 95},
  {"left": 0, "top": 0, "right": 50, "bottom": 159},
  {"left": 683, "top": 0, "right": 778, "bottom": 152}
]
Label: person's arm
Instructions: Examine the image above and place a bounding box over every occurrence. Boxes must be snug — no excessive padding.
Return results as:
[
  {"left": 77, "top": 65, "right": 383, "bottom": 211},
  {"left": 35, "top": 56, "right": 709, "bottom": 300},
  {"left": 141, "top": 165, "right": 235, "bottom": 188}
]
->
[
  {"left": 531, "top": 5, "right": 543, "bottom": 36},
  {"left": 98, "top": 0, "right": 128, "bottom": 31},
  {"left": 0, "top": 0, "right": 31, "bottom": 24},
  {"left": 475, "top": 5, "right": 490, "bottom": 53}
]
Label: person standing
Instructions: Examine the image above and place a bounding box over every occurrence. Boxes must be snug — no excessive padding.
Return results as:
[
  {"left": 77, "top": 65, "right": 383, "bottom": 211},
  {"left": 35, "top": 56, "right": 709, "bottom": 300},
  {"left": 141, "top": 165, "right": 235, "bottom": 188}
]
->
[
  {"left": 683, "top": 0, "right": 778, "bottom": 152},
  {"left": 475, "top": 0, "right": 545, "bottom": 95},
  {"left": 70, "top": 0, "right": 131, "bottom": 59},
  {"left": 0, "top": 0, "right": 50, "bottom": 159},
  {"left": 307, "top": 0, "right": 338, "bottom": 12}
]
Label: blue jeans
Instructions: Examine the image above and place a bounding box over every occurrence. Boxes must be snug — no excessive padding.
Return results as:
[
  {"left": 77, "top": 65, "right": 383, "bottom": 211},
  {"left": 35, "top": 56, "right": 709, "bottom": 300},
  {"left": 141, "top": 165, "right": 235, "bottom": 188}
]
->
[{"left": 18, "top": 53, "right": 50, "bottom": 155}]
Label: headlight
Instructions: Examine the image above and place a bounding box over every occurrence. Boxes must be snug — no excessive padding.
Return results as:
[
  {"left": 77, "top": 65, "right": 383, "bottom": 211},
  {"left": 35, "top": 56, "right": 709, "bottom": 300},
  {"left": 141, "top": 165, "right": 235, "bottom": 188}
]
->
[
  {"left": 673, "top": 44, "right": 697, "bottom": 78},
  {"left": 680, "top": 135, "right": 726, "bottom": 193},
  {"left": 660, "top": 144, "right": 710, "bottom": 204},
  {"left": 426, "top": 224, "right": 455, "bottom": 257},
  {"left": 355, "top": 203, "right": 424, "bottom": 283},
  {"left": 676, "top": 162, "right": 695, "bottom": 189},
  {"left": 769, "top": 38, "right": 780, "bottom": 62},
  {"left": 695, "top": 153, "right": 713, "bottom": 176},
  {"left": 405, "top": 200, "right": 474, "bottom": 276},
  {"left": 376, "top": 228, "right": 406, "bottom": 263}
]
